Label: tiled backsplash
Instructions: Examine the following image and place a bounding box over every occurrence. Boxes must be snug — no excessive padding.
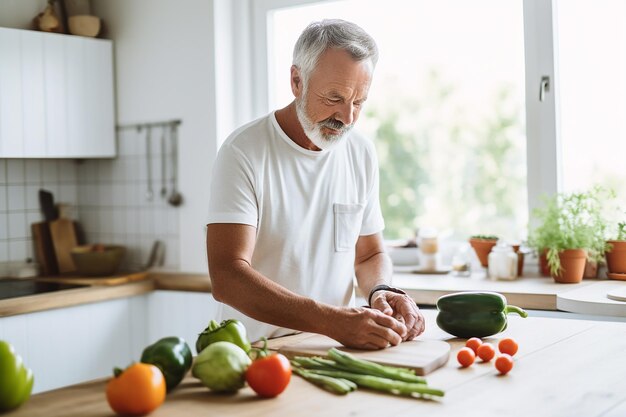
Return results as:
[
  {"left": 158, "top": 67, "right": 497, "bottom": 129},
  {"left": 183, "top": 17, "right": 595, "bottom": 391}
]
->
[{"left": 0, "top": 127, "right": 180, "bottom": 275}]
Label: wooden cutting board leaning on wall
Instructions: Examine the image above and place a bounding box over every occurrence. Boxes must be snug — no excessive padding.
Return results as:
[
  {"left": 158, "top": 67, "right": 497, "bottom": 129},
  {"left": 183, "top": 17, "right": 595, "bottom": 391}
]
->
[
  {"left": 49, "top": 218, "right": 78, "bottom": 274},
  {"left": 278, "top": 333, "right": 450, "bottom": 376}
]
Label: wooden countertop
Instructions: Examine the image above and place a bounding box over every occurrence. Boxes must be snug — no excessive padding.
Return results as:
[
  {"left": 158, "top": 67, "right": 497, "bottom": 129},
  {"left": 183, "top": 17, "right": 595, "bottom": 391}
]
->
[
  {"left": 0, "top": 272, "right": 211, "bottom": 318},
  {"left": 9, "top": 310, "right": 626, "bottom": 417}
]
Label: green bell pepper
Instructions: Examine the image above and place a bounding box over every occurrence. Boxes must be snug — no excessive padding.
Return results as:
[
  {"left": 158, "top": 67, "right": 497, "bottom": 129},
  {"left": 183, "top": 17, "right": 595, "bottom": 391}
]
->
[
  {"left": 196, "top": 319, "right": 251, "bottom": 354},
  {"left": 140, "top": 336, "right": 192, "bottom": 392},
  {"left": 436, "top": 291, "right": 528, "bottom": 338},
  {"left": 0, "top": 341, "right": 34, "bottom": 412}
]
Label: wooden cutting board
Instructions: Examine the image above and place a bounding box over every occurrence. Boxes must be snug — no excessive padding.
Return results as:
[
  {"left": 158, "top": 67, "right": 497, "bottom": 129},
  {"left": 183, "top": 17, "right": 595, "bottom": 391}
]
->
[
  {"left": 31, "top": 222, "right": 59, "bottom": 276},
  {"left": 49, "top": 218, "right": 78, "bottom": 274},
  {"left": 37, "top": 271, "right": 149, "bottom": 286},
  {"left": 278, "top": 334, "right": 450, "bottom": 376}
]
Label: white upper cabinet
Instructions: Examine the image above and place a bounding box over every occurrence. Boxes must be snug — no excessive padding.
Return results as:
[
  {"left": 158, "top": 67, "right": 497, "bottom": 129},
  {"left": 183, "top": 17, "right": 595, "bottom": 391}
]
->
[{"left": 0, "top": 28, "right": 116, "bottom": 158}]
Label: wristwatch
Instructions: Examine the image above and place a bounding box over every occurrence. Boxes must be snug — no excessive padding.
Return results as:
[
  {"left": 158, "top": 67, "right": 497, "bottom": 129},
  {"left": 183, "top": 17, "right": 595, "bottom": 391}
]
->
[{"left": 367, "top": 284, "right": 407, "bottom": 307}]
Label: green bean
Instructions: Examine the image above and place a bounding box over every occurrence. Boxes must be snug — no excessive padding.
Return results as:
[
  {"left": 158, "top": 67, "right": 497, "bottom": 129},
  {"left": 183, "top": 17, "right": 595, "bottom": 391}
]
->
[
  {"left": 306, "top": 369, "right": 445, "bottom": 398},
  {"left": 291, "top": 365, "right": 355, "bottom": 395},
  {"left": 328, "top": 348, "right": 426, "bottom": 384}
]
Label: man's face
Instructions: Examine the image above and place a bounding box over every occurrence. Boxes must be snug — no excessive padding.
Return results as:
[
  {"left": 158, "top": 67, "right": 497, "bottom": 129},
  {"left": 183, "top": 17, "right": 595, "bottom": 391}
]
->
[{"left": 294, "top": 48, "right": 373, "bottom": 151}]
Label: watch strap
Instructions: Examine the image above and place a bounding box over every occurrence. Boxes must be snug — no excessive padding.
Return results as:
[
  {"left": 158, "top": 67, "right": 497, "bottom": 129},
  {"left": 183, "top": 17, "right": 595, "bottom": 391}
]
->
[{"left": 367, "top": 284, "right": 407, "bottom": 307}]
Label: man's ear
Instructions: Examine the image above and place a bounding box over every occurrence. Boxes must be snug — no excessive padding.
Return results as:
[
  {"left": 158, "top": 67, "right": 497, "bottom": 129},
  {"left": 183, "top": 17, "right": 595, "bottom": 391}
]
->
[{"left": 291, "top": 65, "right": 303, "bottom": 97}]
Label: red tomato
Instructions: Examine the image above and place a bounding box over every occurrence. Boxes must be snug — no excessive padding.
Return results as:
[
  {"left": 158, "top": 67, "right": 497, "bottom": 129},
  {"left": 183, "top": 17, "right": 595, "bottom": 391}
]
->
[
  {"left": 465, "top": 337, "right": 483, "bottom": 353},
  {"left": 456, "top": 347, "right": 475, "bottom": 368},
  {"left": 498, "top": 338, "right": 519, "bottom": 356},
  {"left": 477, "top": 342, "right": 496, "bottom": 362},
  {"left": 245, "top": 353, "right": 292, "bottom": 398},
  {"left": 495, "top": 354, "right": 514, "bottom": 375}
]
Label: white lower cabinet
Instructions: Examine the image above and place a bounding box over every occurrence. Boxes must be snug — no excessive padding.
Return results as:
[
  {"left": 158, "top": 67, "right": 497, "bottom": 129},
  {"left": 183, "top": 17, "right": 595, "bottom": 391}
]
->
[{"left": 0, "top": 291, "right": 219, "bottom": 393}]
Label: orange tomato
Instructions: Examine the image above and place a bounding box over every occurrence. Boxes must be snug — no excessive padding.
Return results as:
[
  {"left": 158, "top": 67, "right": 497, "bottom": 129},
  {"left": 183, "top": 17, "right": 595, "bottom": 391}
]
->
[
  {"left": 106, "top": 363, "right": 166, "bottom": 416},
  {"left": 465, "top": 337, "right": 483, "bottom": 353},
  {"left": 498, "top": 338, "right": 519, "bottom": 356},
  {"left": 495, "top": 354, "right": 514, "bottom": 375},
  {"left": 456, "top": 347, "right": 476, "bottom": 368},
  {"left": 477, "top": 342, "right": 496, "bottom": 362}
]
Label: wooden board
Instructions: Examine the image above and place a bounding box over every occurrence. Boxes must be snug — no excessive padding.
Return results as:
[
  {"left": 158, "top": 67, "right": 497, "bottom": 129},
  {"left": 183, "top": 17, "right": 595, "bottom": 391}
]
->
[
  {"left": 49, "top": 219, "right": 78, "bottom": 274},
  {"left": 36, "top": 271, "right": 149, "bottom": 286},
  {"left": 278, "top": 334, "right": 450, "bottom": 376},
  {"left": 31, "top": 222, "right": 59, "bottom": 276}
]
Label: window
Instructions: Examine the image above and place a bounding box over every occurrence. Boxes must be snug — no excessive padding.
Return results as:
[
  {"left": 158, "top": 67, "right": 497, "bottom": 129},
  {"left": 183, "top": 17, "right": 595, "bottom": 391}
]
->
[
  {"left": 556, "top": 0, "right": 626, "bottom": 211},
  {"left": 266, "top": 0, "right": 527, "bottom": 241}
]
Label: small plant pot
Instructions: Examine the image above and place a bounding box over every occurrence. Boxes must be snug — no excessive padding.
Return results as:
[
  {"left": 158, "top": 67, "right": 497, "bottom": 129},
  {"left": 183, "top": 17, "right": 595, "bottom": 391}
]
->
[
  {"left": 605, "top": 240, "right": 626, "bottom": 274},
  {"left": 552, "top": 249, "right": 587, "bottom": 284},
  {"left": 539, "top": 249, "right": 550, "bottom": 277},
  {"left": 469, "top": 238, "right": 497, "bottom": 268}
]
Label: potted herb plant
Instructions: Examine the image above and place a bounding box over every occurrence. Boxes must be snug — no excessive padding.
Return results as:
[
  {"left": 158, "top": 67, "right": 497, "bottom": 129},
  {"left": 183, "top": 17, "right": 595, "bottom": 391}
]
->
[
  {"left": 528, "top": 188, "right": 610, "bottom": 283},
  {"left": 469, "top": 235, "right": 498, "bottom": 267},
  {"left": 606, "top": 222, "right": 626, "bottom": 276}
]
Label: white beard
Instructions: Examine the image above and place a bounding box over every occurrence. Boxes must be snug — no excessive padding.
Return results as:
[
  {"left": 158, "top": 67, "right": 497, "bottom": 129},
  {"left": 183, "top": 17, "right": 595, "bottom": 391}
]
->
[{"left": 295, "top": 94, "right": 353, "bottom": 151}]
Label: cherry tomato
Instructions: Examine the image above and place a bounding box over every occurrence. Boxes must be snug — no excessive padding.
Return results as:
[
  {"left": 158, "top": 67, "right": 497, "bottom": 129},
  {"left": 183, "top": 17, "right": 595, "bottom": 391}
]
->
[
  {"left": 245, "top": 353, "right": 292, "bottom": 398},
  {"left": 456, "top": 347, "right": 476, "bottom": 368},
  {"left": 498, "top": 338, "right": 519, "bottom": 356},
  {"left": 106, "top": 363, "right": 166, "bottom": 416},
  {"left": 477, "top": 342, "right": 496, "bottom": 362},
  {"left": 465, "top": 337, "right": 483, "bottom": 354},
  {"left": 495, "top": 354, "right": 514, "bottom": 375}
]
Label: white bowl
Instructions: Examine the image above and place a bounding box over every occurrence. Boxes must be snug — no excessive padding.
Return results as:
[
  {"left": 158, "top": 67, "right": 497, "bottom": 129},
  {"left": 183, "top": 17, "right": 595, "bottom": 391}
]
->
[{"left": 387, "top": 246, "right": 420, "bottom": 266}]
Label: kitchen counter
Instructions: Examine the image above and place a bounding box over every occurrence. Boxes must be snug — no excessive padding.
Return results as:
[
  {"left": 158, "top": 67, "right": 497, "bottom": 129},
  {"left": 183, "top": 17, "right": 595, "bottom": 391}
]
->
[
  {"left": 9, "top": 309, "right": 626, "bottom": 417},
  {"left": 393, "top": 270, "right": 626, "bottom": 317},
  {"left": 0, "top": 272, "right": 210, "bottom": 318}
]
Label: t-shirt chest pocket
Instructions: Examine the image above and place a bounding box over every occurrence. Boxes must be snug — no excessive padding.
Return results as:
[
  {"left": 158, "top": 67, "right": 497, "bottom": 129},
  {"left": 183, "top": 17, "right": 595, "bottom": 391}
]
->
[{"left": 333, "top": 203, "right": 364, "bottom": 252}]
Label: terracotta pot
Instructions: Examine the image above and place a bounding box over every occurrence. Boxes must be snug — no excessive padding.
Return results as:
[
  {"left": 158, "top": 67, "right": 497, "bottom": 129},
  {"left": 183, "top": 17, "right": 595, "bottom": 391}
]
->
[
  {"left": 605, "top": 240, "right": 626, "bottom": 274},
  {"left": 512, "top": 245, "right": 524, "bottom": 276},
  {"left": 539, "top": 249, "right": 550, "bottom": 276},
  {"left": 469, "top": 238, "right": 497, "bottom": 267},
  {"left": 551, "top": 249, "right": 587, "bottom": 284}
]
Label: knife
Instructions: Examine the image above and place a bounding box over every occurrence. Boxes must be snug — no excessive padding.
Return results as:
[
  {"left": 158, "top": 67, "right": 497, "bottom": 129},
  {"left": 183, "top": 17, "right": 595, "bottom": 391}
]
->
[{"left": 38, "top": 189, "right": 59, "bottom": 222}]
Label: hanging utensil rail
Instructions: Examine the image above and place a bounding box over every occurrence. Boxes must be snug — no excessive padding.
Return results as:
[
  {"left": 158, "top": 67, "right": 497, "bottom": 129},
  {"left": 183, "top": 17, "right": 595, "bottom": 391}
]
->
[{"left": 116, "top": 119, "right": 182, "bottom": 132}]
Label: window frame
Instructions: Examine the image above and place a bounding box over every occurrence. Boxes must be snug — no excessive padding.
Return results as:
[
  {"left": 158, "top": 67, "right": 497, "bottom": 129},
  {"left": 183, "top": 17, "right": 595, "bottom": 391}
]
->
[{"left": 219, "top": 0, "right": 562, "bottom": 229}]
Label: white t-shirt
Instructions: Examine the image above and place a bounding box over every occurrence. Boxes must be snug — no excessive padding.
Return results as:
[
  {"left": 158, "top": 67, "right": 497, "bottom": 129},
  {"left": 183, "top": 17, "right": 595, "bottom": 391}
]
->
[{"left": 207, "top": 112, "right": 384, "bottom": 341}]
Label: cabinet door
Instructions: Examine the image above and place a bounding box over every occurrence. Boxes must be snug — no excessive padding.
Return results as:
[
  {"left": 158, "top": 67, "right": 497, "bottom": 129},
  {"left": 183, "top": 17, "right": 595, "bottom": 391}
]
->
[
  {"left": 64, "top": 35, "right": 88, "bottom": 157},
  {"left": 84, "top": 39, "right": 115, "bottom": 157},
  {"left": 44, "top": 33, "right": 69, "bottom": 157},
  {"left": 20, "top": 30, "right": 47, "bottom": 157},
  {"left": 0, "top": 28, "right": 24, "bottom": 157}
]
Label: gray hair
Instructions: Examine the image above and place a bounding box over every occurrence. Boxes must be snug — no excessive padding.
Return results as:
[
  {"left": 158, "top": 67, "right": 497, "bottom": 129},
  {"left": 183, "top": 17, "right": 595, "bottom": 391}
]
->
[{"left": 293, "top": 19, "right": 378, "bottom": 86}]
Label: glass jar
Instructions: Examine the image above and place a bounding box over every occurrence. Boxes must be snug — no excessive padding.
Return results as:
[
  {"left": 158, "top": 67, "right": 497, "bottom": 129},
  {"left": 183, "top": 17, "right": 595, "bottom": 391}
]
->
[{"left": 488, "top": 241, "right": 518, "bottom": 280}]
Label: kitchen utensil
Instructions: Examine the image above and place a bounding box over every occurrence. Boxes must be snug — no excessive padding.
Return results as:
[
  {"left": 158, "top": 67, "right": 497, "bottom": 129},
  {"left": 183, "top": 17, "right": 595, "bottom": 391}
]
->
[
  {"left": 145, "top": 126, "right": 153, "bottom": 201},
  {"left": 38, "top": 189, "right": 58, "bottom": 221},
  {"left": 70, "top": 245, "right": 125, "bottom": 276},
  {"left": 607, "top": 287, "right": 626, "bottom": 302},
  {"left": 37, "top": 271, "right": 148, "bottom": 286},
  {"left": 144, "top": 240, "right": 165, "bottom": 270},
  {"left": 278, "top": 334, "right": 450, "bottom": 376},
  {"left": 49, "top": 219, "right": 78, "bottom": 274},
  {"left": 167, "top": 123, "right": 183, "bottom": 206},
  {"left": 160, "top": 126, "right": 167, "bottom": 198},
  {"left": 31, "top": 222, "right": 59, "bottom": 275}
]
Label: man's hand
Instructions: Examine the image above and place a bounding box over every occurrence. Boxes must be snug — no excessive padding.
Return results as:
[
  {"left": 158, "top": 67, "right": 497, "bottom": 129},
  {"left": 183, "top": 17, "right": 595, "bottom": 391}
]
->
[
  {"left": 327, "top": 306, "right": 408, "bottom": 350},
  {"left": 370, "top": 291, "right": 425, "bottom": 341}
]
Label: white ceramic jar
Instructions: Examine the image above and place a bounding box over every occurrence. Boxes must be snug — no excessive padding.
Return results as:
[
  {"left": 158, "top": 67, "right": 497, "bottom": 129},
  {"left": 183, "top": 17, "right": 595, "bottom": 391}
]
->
[{"left": 488, "top": 241, "right": 518, "bottom": 280}]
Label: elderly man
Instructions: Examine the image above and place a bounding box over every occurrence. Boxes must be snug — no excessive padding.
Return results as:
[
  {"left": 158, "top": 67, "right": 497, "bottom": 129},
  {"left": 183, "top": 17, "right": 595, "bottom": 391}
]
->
[{"left": 207, "top": 19, "right": 425, "bottom": 349}]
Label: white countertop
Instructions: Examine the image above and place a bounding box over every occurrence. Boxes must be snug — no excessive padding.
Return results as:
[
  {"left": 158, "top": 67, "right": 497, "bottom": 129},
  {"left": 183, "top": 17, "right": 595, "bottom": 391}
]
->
[{"left": 393, "top": 268, "right": 626, "bottom": 317}]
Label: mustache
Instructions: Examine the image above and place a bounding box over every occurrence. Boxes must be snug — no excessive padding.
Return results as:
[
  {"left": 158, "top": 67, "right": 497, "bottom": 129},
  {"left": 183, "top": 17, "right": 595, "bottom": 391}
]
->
[{"left": 320, "top": 118, "right": 350, "bottom": 131}]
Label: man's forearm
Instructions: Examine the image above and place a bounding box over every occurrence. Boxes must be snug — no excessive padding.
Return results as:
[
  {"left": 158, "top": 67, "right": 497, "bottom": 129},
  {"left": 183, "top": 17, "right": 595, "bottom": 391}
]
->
[
  {"left": 210, "top": 260, "right": 336, "bottom": 335},
  {"left": 354, "top": 251, "right": 393, "bottom": 303}
]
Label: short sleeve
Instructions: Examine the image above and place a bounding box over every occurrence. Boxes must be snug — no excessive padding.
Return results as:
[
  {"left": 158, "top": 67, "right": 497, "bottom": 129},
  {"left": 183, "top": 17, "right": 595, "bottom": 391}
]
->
[{"left": 207, "top": 144, "right": 258, "bottom": 227}]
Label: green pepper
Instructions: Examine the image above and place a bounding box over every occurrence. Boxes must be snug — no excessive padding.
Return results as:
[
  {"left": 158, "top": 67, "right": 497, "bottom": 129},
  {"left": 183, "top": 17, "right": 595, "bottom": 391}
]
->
[
  {"left": 196, "top": 319, "right": 251, "bottom": 354},
  {"left": 436, "top": 291, "right": 528, "bottom": 338},
  {"left": 0, "top": 341, "right": 34, "bottom": 412},
  {"left": 140, "top": 336, "right": 192, "bottom": 392}
]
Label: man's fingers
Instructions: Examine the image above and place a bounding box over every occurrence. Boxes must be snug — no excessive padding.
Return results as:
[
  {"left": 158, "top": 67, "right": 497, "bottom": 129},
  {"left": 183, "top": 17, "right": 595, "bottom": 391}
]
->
[
  {"left": 371, "top": 310, "right": 407, "bottom": 339},
  {"left": 372, "top": 293, "right": 393, "bottom": 315}
]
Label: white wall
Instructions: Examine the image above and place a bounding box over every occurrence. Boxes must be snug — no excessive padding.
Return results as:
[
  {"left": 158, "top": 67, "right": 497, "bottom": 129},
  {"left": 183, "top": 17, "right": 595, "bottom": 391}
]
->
[{"left": 90, "top": 0, "right": 217, "bottom": 273}]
